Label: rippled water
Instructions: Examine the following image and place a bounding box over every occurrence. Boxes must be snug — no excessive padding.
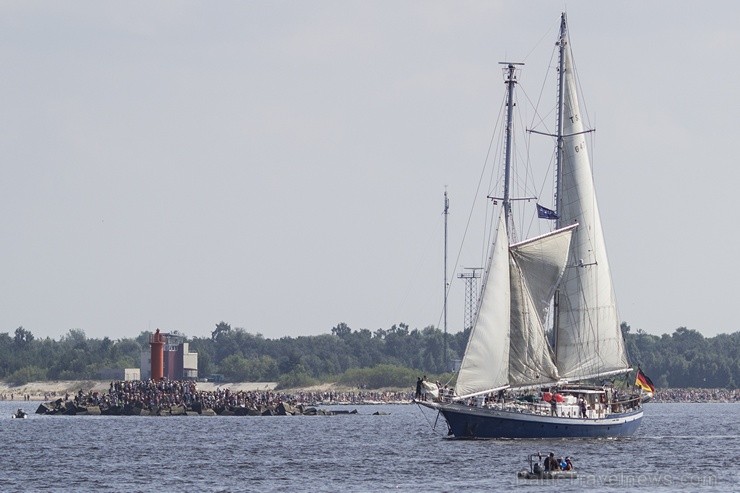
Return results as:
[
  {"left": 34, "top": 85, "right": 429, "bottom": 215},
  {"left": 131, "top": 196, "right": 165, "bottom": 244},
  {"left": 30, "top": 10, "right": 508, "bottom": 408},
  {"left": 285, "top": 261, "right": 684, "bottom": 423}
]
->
[{"left": 0, "top": 400, "right": 737, "bottom": 492}]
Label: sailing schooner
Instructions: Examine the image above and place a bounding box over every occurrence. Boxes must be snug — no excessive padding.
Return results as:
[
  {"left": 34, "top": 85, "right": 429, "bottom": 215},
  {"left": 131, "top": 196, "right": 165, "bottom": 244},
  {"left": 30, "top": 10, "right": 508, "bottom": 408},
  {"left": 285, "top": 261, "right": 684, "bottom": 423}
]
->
[{"left": 418, "top": 13, "right": 643, "bottom": 439}]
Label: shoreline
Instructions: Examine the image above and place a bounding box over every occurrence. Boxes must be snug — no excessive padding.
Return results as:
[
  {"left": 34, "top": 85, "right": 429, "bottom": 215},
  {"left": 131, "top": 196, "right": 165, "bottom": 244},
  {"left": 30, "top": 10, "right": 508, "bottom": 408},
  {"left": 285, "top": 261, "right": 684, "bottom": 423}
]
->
[
  {"left": 0, "top": 380, "right": 397, "bottom": 402},
  {"left": 1, "top": 380, "right": 738, "bottom": 404}
]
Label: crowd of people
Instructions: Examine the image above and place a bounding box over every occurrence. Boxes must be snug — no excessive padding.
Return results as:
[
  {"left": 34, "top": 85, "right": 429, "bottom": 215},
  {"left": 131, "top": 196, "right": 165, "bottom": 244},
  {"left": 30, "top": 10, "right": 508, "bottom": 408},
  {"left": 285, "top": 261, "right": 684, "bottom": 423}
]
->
[
  {"left": 651, "top": 388, "right": 739, "bottom": 403},
  {"left": 1, "top": 393, "right": 32, "bottom": 401},
  {"left": 59, "top": 379, "right": 414, "bottom": 413}
]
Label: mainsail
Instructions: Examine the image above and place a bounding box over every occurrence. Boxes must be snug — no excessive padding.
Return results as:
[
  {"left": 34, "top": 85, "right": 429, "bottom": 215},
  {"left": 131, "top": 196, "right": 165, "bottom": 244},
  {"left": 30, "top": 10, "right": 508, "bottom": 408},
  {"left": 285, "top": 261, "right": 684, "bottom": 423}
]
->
[
  {"left": 455, "top": 212, "right": 510, "bottom": 398},
  {"left": 455, "top": 212, "right": 576, "bottom": 398},
  {"left": 553, "top": 15, "right": 630, "bottom": 380}
]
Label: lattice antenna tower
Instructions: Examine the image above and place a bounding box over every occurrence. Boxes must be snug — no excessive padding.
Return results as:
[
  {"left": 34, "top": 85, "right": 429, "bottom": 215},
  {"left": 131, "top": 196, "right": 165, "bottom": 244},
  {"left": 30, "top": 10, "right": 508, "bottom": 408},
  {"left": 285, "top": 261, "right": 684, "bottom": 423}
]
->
[{"left": 458, "top": 267, "right": 482, "bottom": 331}]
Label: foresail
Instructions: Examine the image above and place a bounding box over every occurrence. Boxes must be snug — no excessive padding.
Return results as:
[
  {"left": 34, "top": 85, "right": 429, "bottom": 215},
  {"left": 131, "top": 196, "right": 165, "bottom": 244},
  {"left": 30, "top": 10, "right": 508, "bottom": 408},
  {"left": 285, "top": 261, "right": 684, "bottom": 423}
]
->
[
  {"left": 455, "top": 212, "right": 510, "bottom": 398},
  {"left": 554, "top": 26, "right": 630, "bottom": 380},
  {"left": 509, "top": 225, "right": 576, "bottom": 386}
]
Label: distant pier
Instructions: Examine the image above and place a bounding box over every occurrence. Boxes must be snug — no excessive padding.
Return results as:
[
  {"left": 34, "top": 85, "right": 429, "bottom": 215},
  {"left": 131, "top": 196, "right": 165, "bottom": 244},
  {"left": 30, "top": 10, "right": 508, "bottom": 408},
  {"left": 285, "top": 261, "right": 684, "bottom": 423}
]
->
[{"left": 35, "top": 379, "right": 410, "bottom": 416}]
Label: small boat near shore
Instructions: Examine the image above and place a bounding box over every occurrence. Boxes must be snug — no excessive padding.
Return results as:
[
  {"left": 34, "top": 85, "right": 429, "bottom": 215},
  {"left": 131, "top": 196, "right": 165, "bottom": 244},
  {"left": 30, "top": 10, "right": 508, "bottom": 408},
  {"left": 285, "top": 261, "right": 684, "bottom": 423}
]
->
[
  {"left": 12, "top": 408, "right": 27, "bottom": 419},
  {"left": 517, "top": 453, "right": 577, "bottom": 480}
]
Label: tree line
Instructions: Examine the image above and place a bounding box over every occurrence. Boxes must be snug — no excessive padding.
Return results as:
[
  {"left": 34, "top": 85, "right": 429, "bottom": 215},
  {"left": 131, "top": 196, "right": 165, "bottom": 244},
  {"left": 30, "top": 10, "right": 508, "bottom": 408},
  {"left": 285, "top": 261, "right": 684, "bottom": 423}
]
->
[{"left": 1, "top": 322, "right": 737, "bottom": 389}]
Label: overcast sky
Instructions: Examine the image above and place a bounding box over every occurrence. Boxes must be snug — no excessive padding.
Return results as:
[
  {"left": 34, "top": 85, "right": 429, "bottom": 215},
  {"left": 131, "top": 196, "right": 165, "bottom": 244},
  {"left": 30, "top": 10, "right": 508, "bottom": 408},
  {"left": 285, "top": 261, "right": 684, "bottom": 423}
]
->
[{"left": 2, "top": 1, "right": 739, "bottom": 341}]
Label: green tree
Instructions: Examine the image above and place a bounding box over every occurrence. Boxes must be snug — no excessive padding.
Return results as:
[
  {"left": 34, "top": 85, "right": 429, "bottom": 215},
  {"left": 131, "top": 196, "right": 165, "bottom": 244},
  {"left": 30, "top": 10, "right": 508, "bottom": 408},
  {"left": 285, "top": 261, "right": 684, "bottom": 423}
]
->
[
  {"left": 211, "top": 321, "right": 232, "bottom": 341},
  {"left": 7, "top": 365, "right": 46, "bottom": 386},
  {"left": 14, "top": 326, "right": 34, "bottom": 347}
]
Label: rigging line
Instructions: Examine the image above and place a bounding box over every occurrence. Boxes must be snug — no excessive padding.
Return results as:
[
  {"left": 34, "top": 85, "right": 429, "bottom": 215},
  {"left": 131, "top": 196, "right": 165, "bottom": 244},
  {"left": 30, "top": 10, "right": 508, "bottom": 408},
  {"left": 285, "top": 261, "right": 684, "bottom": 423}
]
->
[
  {"left": 526, "top": 45, "right": 559, "bottom": 132},
  {"left": 416, "top": 402, "right": 446, "bottom": 436},
  {"left": 482, "top": 98, "right": 507, "bottom": 269},
  {"left": 510, "top": 121, "right": 530, "bottom": 242},
  {"left": 533, "top": 45, "right": 560, "bottom": 208},
  {"left": 567, "top": 35, "right": 593, "bottom": 131},
  {"left": 521, "top": 17, "right": 558, "bottom": 65},
  {"left": 516, "top": 59, "right": 559, "bottom": 241},
  {"left": 511, "top": 96, "right": 529, "bottom": 187},
  {"left": 437, "top": 87, "right": 506, "bottom": 333},
  {"left": 513, "top": 96, "right": 546, "bottom": 237},
  {"left": 523, "top": 117, "right": 558, "bottom": 205},
  {"left": 516, "top": 89, "right": 537, "bottom": 195},
  {"left": 519, "top": 44, "right": 560, "bottom": 225}
]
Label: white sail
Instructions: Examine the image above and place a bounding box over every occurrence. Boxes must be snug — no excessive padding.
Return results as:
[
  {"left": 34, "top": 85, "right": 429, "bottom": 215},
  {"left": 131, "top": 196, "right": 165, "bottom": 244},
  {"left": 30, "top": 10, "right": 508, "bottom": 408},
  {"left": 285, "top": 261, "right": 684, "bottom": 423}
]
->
[
  {"left": 509, "top": 225, "right": 577, "bottom": 386},
  {"left": 554, "top": 24, "right": 630, "bottom": 380},
  {"left": 455, "top": 212, "right": 510, "bottom": 398}
]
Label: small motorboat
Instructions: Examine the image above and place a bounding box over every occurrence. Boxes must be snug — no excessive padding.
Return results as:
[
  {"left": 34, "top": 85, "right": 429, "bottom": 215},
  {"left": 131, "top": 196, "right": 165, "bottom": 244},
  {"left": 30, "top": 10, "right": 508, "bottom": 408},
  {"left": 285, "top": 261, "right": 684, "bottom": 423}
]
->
[
  {"left": 12, "top": 408, "right": 28, "bottom": 419},
  {"left": 517, "top": 453, "right": 577, "bottom": 480}
]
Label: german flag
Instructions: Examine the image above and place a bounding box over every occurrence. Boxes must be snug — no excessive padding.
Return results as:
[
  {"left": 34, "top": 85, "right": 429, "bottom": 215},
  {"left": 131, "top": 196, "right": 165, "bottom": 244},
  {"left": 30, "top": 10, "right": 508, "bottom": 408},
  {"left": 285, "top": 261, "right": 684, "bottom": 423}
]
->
[{"left": 635, "top": 367, "right": 655, "bottom": 392}]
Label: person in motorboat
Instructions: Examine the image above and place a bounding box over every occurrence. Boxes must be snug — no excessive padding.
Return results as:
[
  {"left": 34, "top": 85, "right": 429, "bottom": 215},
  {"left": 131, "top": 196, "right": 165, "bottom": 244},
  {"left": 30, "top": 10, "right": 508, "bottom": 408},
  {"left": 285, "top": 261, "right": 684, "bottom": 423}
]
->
[
  {"left": 519, "top": 452, "right": 576, "bottom": 480},
  {"left": 13, "top": 408, "right": 27, "bottom": 419},
  {"left": 544, "top": 452, "right": 560, "bottom": 471}
]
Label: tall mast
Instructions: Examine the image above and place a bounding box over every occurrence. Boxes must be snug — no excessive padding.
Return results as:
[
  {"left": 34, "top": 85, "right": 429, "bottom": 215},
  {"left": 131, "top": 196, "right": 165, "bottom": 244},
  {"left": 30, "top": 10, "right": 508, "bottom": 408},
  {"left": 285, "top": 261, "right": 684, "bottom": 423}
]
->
[
  {"left": 443, "top": 189, "right": 449, "bottom": 371},
  {"left": 501, "top": 62, "right": 522, "bottom": 236},
  {"left": 554, "top": 13, "right": 567, "bottom": 223},
  {"left": 552, "top": 13, "right": 568, "bottom": 355}
]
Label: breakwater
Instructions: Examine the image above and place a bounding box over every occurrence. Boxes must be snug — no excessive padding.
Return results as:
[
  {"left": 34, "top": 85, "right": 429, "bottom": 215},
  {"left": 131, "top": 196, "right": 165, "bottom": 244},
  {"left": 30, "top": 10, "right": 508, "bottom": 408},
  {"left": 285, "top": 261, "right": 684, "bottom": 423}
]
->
[
  {"left": 652, "top": 388, "right": 739, "bottom": 403},
  {"left": 35, "top": 379, "right": 410, "bottom": 416}
]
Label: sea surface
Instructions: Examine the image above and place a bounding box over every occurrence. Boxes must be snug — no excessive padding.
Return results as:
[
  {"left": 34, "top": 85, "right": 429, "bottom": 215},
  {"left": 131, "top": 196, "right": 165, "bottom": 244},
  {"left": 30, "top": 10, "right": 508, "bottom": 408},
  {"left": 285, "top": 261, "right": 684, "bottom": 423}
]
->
[{"left": 0, "top": 400, "right": 737, "bottom": 492}]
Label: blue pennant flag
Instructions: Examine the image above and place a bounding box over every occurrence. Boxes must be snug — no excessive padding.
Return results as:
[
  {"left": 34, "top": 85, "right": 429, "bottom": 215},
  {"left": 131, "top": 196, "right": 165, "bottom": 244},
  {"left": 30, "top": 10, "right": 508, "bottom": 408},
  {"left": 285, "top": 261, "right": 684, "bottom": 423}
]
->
[{"left": 536, "top": 203, "right": 559, "bottom": 220}]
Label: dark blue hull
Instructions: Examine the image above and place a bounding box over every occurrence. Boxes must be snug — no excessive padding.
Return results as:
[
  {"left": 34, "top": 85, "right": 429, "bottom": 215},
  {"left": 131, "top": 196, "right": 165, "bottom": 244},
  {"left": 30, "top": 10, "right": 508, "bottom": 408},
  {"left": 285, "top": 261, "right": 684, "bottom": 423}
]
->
[{"left": 427, "top": 402, "right": 642, "bottom": 439}]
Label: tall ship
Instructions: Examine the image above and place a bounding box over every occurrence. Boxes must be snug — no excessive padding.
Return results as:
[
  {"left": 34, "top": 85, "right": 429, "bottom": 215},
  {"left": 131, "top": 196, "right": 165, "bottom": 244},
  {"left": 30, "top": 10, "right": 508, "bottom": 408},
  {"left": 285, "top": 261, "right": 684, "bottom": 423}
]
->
[{"left": 419, "top": 13, "right": 643, "bottom": 438}]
